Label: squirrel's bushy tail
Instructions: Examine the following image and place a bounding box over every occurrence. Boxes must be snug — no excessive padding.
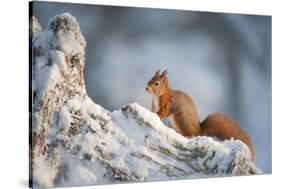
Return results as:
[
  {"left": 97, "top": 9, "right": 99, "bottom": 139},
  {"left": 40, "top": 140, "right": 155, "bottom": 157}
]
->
[{"left": 200, "top": 113, "right": 255, "bottom": 161}]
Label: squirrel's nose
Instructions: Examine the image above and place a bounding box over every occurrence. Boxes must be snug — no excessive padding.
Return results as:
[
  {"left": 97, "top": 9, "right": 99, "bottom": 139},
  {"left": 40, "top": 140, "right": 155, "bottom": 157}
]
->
[{"left": 145, "top": 87, "right": 149, "bottom": 91}]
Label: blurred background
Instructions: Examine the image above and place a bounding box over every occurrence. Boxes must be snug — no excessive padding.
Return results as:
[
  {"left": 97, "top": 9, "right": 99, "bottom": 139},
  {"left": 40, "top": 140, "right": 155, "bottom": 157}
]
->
[{"left": 33, "top": 1, "right": 272, "bottom": 173}]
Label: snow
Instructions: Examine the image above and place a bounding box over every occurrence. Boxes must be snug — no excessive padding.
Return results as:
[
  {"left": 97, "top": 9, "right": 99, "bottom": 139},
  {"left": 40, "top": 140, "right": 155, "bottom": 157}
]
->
[
  {"left": 34, "top": 58, "right": 61, "bottom": 97},
  {"left": 32, "top": 154, "right": 58, "bottom": 188},
  {"left": 46, "top": 13, "right": 86, "bottom": 56},
  {"left": 30, "top": 13, "right": 260, "bottom": 188},
  {"left": 38, "top": 99, "right": 259, "bottom": 188},
  {"left": 30, "top": 16, "right": 42, "bottom": 39},
  {"left": 32, "top": 14, "right": 86, "bottom": 99}
]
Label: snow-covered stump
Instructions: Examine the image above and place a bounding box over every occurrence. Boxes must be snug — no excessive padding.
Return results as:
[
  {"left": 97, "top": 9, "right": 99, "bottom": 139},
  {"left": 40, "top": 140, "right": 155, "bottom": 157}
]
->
[
  {"left": 31, "top": 13, "right": 87, "bottom": 187},
  {"left": 30, "top": 13, "right": 260, "bottom": 188},
  {"left": 32, "top": 13, "right": 86, "bottom": 150}
]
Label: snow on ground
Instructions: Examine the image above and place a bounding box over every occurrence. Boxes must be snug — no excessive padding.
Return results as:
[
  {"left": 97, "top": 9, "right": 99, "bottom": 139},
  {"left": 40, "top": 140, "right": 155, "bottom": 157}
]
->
[
  {"left": 33, "top": 97, "right": 260, "bottom": 188},
  {"left": 30, "top": 13, "right": 260, "bottom": 188}
]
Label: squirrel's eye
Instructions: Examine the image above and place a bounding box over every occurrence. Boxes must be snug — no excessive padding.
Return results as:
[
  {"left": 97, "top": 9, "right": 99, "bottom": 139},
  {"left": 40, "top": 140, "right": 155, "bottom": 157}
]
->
[{"left": 154, "top": 82, "right": 159, "bottom": 86}]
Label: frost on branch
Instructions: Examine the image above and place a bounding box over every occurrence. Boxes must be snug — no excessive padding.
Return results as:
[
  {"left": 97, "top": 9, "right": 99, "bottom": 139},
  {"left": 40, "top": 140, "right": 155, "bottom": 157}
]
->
[
  {"left": 30, "top": 16, "right": 42, "bottom": 39},
  {"left": 30, "top": 13, "right": 260, "bottom": 188}
]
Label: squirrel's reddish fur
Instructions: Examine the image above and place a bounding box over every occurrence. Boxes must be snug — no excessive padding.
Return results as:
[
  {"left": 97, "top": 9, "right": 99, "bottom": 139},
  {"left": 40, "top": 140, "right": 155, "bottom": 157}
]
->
[{"left": 146, "top": 70, "right": 255, "bottom": 160}]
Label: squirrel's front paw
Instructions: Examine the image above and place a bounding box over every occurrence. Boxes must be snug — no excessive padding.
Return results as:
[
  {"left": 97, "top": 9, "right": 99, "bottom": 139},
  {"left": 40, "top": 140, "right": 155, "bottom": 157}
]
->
[
  {"left": 167, "top": 124, "right": 173, "bottom": 129},
  {"left": 156, "top": 112, "right": 164, "bottom": 120}
]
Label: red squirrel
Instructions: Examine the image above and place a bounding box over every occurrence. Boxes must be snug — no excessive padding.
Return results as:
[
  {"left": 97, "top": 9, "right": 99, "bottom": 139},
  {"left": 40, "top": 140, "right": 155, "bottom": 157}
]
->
[{"left": 146, "top": 70, "right": 255, "bottom": 160}]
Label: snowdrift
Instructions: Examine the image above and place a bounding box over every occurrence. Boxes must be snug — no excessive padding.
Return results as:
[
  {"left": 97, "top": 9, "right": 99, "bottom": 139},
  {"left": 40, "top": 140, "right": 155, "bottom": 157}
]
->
[{"left": 30, "top": 13, "right": 260, "bottom": 188}]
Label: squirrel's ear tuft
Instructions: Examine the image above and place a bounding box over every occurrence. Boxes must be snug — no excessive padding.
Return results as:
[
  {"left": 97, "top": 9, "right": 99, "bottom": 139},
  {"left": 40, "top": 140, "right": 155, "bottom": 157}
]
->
[
  {"left": 155, "top": 70, "right": 160, "bottom": 77},
  {"left": 161, "top": 70, "right": 168, "bottom": 84},
  {"left": 161, "top": 70, "right": 168, "bottom": 78}
]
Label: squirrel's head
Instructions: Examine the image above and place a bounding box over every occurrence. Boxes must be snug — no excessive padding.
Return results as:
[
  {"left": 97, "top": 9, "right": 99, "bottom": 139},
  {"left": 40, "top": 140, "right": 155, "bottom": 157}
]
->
[{"left": 146, "top": 70, "right": 169, "bottom": 96}]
